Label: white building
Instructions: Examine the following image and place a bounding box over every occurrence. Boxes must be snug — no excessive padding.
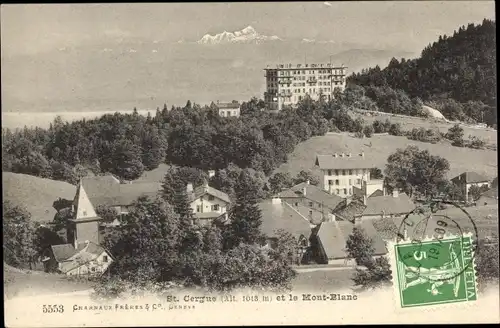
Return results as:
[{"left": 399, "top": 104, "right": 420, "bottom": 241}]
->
[
  {"left": 216, "top": 101, "right": 241, "bottom": 117},
  {"left": 451, "top": 172, "right": 490, "bottom": 202},
  {"left": 315, "top": 152, "right": 381, "bottom": 198},
  {"left": 187, "top": 180, "right": 231, "bottom": 226},
  {"left": 264, "top": 63, "right": 347, "bottom": 111}
]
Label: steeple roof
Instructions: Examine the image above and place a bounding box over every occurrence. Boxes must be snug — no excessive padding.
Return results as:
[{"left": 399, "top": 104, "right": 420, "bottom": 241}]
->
[{"left": 73, "top": 180, "right": 99, "bottom": 221}]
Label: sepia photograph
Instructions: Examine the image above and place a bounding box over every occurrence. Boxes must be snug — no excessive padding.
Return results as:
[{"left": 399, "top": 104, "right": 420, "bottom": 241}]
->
[{"left": 2, "top": 1, "right": 498, "bottom": 326}]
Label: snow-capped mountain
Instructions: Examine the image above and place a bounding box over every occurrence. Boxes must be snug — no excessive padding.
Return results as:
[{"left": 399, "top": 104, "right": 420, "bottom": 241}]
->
[{"left": 197, "top": 26, "right": 282, "bottom": 44}]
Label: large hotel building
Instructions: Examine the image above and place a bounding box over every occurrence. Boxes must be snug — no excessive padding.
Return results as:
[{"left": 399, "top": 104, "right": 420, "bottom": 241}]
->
[{"left": 264, "top": 63, "right": 347, "bottom": 110}]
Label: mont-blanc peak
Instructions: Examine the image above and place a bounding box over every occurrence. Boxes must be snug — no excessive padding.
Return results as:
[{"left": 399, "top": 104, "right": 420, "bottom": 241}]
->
[{"left": 196, "top": 26, "right": 281, "bottom": 44}]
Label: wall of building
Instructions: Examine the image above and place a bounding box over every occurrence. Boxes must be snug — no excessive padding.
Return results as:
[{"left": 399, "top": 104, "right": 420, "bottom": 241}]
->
[
  {"left": 265, "top": 64, "right": 347, "bottom": 110},
  {"left": 365, "top": 180, "right": 384, "bottom": 197},
  {"left": 190, "top": 195, "right": 228, "bottom": 215},
  {"left": 218, "top": 108, "right": 240, "bottom": 117},
  {"left": 74, "top": 220, "right": 100, "bottom": 245},
  {"left": 322, "top": 168, "right": 371, "bottom": 197},
  {"left": 327, "top": 258, "right": 356, "bottom": 266},
  {"left": 65, "top": 251, "right": 113, "bottom": 276}
]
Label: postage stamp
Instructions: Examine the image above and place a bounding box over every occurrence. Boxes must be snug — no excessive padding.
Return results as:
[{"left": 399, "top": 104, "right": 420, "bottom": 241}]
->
[{"left": 389, "top": 233, "right": 478, "bottom": 308}]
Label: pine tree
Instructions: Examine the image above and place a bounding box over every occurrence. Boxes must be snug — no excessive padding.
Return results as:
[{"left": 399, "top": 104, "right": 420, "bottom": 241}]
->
[
  {"left": 227, "top": 170, "right": 263, "bottom": 248},
  {"left": 345, "top": 226, "right": 375, "bottom": 267}
]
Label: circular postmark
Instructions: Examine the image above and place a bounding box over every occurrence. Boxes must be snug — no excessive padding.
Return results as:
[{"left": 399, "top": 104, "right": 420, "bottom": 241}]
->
[{"left": 396, "top": 200, "right": 479, "bottom": 283}]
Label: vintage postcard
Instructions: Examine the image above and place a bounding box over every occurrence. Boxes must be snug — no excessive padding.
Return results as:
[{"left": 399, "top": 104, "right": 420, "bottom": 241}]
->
[{"left": 2, "top": 2, "right": 499, "bottom": 326}]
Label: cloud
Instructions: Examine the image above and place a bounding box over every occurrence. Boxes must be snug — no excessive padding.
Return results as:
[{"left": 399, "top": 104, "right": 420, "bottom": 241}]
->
[{"left": 324, "top": 2, "right": 332, "bottom": 7}]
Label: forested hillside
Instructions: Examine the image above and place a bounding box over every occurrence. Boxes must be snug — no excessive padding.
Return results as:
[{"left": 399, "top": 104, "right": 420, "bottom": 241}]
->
[{"left": 349, "top": 19, "right": 496, "bottom": 126}]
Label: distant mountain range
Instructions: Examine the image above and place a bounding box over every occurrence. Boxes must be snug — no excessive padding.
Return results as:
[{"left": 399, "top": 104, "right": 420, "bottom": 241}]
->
[
  {"left": 2, "top": 25, "right": 418, "bottom": 116},
  {"left": 196, "top": 26, "right": 282, "bottom": 44}
]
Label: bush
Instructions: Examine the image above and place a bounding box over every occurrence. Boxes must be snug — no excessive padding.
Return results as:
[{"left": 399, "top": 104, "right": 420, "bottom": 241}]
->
[
  {"left": 467, "top": 136, "right": 486, "bottom": 149},
  {"left": 388, "top": 123, "right": 403, "bottom": 136},
  {"left": 363, "top": 125, "right": 374, "bottom": 138},
  {"left": 407, "top": 127, "right": 441, "bottom": 143}
]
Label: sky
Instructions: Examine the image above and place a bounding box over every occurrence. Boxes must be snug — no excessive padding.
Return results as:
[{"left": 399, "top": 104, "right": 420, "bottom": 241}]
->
[{"left": 1, "top": 1, "right": 496, "bottom": 57}]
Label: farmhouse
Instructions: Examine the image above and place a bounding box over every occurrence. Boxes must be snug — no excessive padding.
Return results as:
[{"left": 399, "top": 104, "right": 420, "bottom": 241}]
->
[
  {"left": 43, "top": 241, "right": 114, "bottom": 276},
  {"left": 275, "top": 180, "right": 343, "bottom": 222},
  {"left": 451, "top": 172, "right": 490, "bottom": 202},
  {"left": 259, "top": 198, "right": 314, "bottom": 264},
  {"left": 187, "top": 180, "right": 231, "bottom": 226},
  {"left": 310, "top": 220, "right": 387, "bottom": 265},
  {"left": 315, "top": 152, "right": 383, "bottom": 198}
]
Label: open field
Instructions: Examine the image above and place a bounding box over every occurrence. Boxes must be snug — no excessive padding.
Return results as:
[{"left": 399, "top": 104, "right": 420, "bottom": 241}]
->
[
  {"left": 350, "top": 111, "right": 497, "bottom": 145},
  {"left": 291, "top": 268, "right": 355, "bottom": 292},
  {"left": 3, "top": 172, "right": 76, "bottom": 223},
  {"left": 435, "top": 204, "right": 499, "bottom": 239},
  {"left": 4, "top": 264, "right": 92, "bottom": 300},
  {"left": 274, "top": 133, "right": 497, "bottom": 181}
]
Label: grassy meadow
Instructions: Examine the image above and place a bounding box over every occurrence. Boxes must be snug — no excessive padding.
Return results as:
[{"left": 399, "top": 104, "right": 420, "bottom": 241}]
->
[
  {"left": 274, "top": 133, "right": 497, "bottom": 181},
  {"left": 350, "top": 111, "right": 498, "bottom": 145}
]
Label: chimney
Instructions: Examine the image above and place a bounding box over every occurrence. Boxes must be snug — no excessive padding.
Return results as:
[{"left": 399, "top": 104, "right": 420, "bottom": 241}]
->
[
  {"left": 217, "top": 100, "right": 219, "bottom": 104},
  {"left": 346, "top": 197, "right": 352, "bottom": 206},
  {"left": 203, "top": 179, "right": 209, "bottom": 193},
  {"left": 208, "top": 170, "right": 215, "bottom": 178},
  {"left": 340, "top": 152, "right": 345, "bottom": 158},
  {"left": 333, "top": 153, "right": 338, "bottom": 158},
  {"left": 360, "top": 151, "right": 365, "bottom": 157},
  {"left": 347, "top": 153, "right": 351, "bottom": 158},
  {"left": 306, "top": 180, "right": 310, "bottom": 185},
  {"left": 302, "top": 186, "right": 307, "bottom": 196},
  {"left": 393, "top": 189, "right": 399, "bottom": 198},
  {"left": 363, "top": 195, "right": 367, "bottom": 206},
  {"left": 186, "top": 183, "right": 193, "bottom": 194}
]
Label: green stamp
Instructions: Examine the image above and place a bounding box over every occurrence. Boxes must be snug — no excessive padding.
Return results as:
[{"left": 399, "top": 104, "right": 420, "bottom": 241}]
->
[{"left": 392, "top": 235, "right": 478, "bottom": 308}]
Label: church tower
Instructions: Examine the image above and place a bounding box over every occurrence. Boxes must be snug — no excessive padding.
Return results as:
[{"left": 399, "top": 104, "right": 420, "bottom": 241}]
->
[{"left": 67, "top": 180, "right": 102, "bottom": 248}]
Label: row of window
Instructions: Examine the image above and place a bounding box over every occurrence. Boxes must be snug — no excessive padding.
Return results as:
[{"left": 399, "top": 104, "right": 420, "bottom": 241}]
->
[
  {"left": 326, "top": 169, "right": 368, "bottom": 176},
  {"left": 278, "top": 69, "right": 345, "bottom": 76},
  {"left": 196, "top": 204, "right": 220, "bottom": 212},
  {"left": 292, "top": 81, "right": 333, "bottom": 87},
  {"left": 279, "top": 88, "right": 332, "bottom": 94},
  {"left": 268, "top": 81, "right": 344, "bottom": 89},
  {"left": 219, "top": 110, "right": 238, "bottom": 117},
  {"left": 333, "top": 188, "right": 352, "bottom": 195},
  {"left": 328, "top": 178, "right": 362, "bottom": 186}
]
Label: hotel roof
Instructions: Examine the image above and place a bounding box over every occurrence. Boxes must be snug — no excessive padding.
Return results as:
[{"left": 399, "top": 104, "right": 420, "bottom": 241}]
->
[
  {"left": 216, "top": 102, "right": 240, "bottom": 109},
  {"left": 315, "top": 154, "right": 372, "bottom": 170}
]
